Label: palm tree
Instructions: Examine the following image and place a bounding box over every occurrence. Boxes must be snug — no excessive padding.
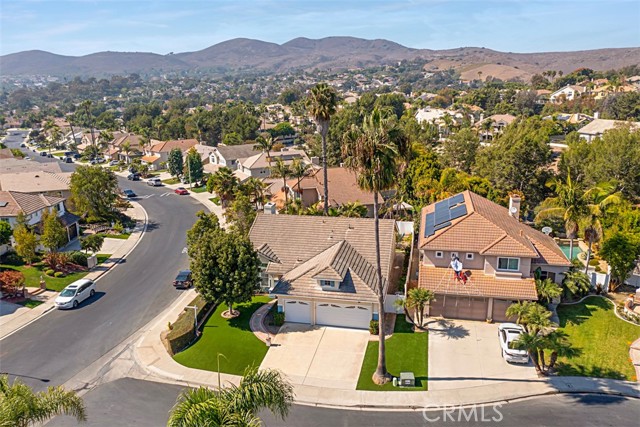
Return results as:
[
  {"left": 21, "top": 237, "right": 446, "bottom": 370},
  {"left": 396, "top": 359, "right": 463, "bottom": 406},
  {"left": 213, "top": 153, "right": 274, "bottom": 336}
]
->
[
  {"left": 522, "top": 303, "right": 554, "bottom": 335},
  {"left": 0, "top": 374, "right": 86, "bottom": 427},
  {"left": 342, "top": 107, "right": 399, "bottom": 385},
  {"left": 254, "top": 134, "right": 274, "bottom": 166},
  {"left": 535, "top": 171, "right": 586, "bottom": 260},
  {"left": 289, "top": 158, "right": 310, "bottom": 204},
  {"left": 80, "top": 100, "right": 96, "bottom": 148},
  {"left": 544, "top": 330, "right": 578, "bottom": 373},
  {"left": 270, "top": 158, "right": 292, "bottom": 208},
  {"left": 512, "top": 332, "right": 545, "bottom": 374},
  {"left": 207, "top": 167, "right": 239, "bottom": 208},
  {"left": 339, "top": 201, "right": 368, "bottom": 218},
  {"left": 561, "top": 268, "right": 591, "bottom": 300},
  {"left": 243, "top": 177, "right": 269, "bottom": 210},
  {"left": 306, "top": 83, "right": 338, "bottom": 216},
  {"left": 121, "top": 141, "right": 132, "bottom": 164},
  {"left": 581, "top": 182, "right": 621, "bottom": 274},
  {"left": 535, "top": 278, "right": 562, "bottom": 305},
  {"left": 168, "top": 368, "right": 293, "bottom": 427},
  {"left": 505, "top": 300, "right": 535, "bottom": 325},
  {"left": 48, "top": 124, "right": 63, "bottom": 154},
  {"left": 405, "top": 288, "right": 435, "bottom": 328}
]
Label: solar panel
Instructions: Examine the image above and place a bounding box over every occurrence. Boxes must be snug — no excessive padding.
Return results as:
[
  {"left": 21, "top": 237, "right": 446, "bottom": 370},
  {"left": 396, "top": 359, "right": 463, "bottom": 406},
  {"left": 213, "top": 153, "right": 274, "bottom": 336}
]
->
[
  {"left": 434, "top": 221, "right": 451, "bottom": 232},
  {"left": 434, "top": 208, "right": 450, "bottom": 226},
  {"left": 424, "top": 213, "right": 435, "bottom": 237},
  {"left": 450, "top": 204, "right": 468, "bottom": 220},
  {"left": 448, "top": 193, "right": 464, "bottom": 206}
]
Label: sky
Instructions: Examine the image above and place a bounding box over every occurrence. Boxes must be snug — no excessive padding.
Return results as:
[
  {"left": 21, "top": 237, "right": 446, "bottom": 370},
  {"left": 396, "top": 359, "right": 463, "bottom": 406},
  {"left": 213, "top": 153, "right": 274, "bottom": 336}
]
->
[{"left": 1, "top": 0, "right": 639, "bottom": 56}]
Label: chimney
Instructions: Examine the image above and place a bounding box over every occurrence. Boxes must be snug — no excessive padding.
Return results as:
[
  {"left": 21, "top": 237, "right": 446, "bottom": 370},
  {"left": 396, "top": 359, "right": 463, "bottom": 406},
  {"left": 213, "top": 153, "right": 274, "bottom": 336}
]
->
[
  {"left": 594, "top": 111, "right": 600, "bottom": 119},
  {"left": 508, "top": 194, "right": 521, "bottom": 220},
  {"left": 311, "top": 156, "right": 320, "bottom": 166},
  {"left": 263, "top": 202, "right": 276, "bottom": 214}
]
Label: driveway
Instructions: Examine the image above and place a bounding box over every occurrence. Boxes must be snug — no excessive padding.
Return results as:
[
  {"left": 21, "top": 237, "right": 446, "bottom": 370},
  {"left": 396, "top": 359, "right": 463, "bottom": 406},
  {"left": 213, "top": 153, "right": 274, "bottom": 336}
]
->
[
  {"left": 259, "top": 323, "right": 369, "bottom": 389},
  {"left": 428, "top": 319, "right": 537, "bottom": 390}
]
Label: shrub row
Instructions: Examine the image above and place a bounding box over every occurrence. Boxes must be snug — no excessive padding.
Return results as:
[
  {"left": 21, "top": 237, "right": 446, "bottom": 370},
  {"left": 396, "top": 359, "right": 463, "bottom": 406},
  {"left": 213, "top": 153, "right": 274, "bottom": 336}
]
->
[{"left": 163, "top": 295, "right": 215, "bottom": 355}]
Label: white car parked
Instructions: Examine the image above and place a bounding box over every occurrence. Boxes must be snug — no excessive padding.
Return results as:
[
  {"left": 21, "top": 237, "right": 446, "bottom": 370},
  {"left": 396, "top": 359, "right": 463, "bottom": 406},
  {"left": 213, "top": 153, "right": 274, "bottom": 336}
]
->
[
  {"left": 498, "top": 323, "right": 529, "bottom": 364},
  {"left": 147, "top": 177, "right": 162, "bottom": 186},
  {"left": 55, "top": 279, "right": 96, "bottom": 309}
]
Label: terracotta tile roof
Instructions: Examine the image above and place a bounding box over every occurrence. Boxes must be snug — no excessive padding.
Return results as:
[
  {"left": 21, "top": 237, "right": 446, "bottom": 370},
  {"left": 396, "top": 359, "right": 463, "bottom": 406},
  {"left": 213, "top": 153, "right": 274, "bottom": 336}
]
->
[
  {"left": 419, "top": 191, "right": 570, "bottom": 266},
  {"left": 0, "top": 191, "right": 65, "bottom": 217},
  {"left": 250, "top": 214, "right": 395, "bottom": 302},
  {"left": 148, "top": 139, "right": 198, "bottom": 153},
  {"left": 241, "top": 149, "right": 309, "bottom": 170},
  {"left": 293, "top": 167, "right": 375, "bottom": 207},
  {"left": 419, "top": 265, "right": 537, "bottom": 300},
  {"left": 141, "top": 155, "right": 161, "bottom": 164},
  {"left": 0, "top": 148, "right": 15, "bottom": 159}
]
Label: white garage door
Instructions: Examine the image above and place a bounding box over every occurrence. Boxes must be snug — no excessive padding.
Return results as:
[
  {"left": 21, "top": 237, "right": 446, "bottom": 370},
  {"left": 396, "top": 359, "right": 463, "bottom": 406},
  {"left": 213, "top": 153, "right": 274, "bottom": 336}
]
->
[
  {"left": 284, "top": 300, "right": 311, "bottom": 324},
  {"left": 316, "top": 303, "right": 371, "bottom": 329}
]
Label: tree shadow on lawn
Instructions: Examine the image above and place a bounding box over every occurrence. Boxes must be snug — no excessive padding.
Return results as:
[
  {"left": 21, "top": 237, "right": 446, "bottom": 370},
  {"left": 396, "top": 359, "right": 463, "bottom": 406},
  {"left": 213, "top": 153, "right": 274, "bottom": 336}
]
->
[
  {"left": 555, "top": 362, "right": 627, "bottom": 381},
  {"left": 227, "top": 300, "right": 266, "bottom": 331},
  {"left": 557, "top": 296, "right": 611, "bottom": 328}
]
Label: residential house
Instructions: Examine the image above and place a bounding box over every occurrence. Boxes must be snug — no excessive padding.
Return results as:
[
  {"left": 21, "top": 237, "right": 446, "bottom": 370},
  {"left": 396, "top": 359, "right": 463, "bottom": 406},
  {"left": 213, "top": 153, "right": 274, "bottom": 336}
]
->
[
  {"left": 106, "top": 132, "right": 145, "bottom": 163},
  {"left": 0, "top": 148, "right": 15, "bottom": 159},
  {"left": 549, "top": 85, "right": 587, "bottom": 103},
  {"left": 0, "top": 158, "right": 62, "bottom": 174},
  {"left": 475, "top": 114, "right": 516, "bottom": 141},
  {"left": 290, "top": 167, "right": 375, "bottom": 216},
  {"left": 142, "top": 138, "right": 198, "bottom": 170},
  {"left": 249, "top": 214, "right": 396, "bottom": 329},
  {"left": 415, "top": 107, "right": 470, "bottom": 139},
  {"left": 577, "top": 119, "right": 640, "bottom": 142},
  {"left": 0, "top": 171, "right": 73, "bottom": 198},
  {"left": 239, "top": 148, "right": 310, "bottom": 179},
  {"left": 209, "top": 143, "right": 261, "bottom": 170},
  {"left": 416, "top": 191, "right": 570, "bottom": 322},
  {"left": 0, "top": 191, "right": 80, "bottom": 255},
  {"left": 186, "top": 144, "right": 218, "bottom": 174}
]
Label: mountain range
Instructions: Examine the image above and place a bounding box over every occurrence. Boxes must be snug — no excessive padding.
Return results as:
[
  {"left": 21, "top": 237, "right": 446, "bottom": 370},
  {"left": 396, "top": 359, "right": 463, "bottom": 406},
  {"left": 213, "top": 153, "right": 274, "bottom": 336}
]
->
[{"left": 2, "top": 36, "right": 639, "bottom": 80}]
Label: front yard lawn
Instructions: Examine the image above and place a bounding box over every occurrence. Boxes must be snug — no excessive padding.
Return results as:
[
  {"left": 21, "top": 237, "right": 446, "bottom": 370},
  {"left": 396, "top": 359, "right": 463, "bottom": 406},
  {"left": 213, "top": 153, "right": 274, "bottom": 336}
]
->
[
  {"left": 173, "top": 296, "right": 271, "bottom": 375},
  {"left": 97, "top": 233, "right": 131, "bottom": 240},
  {"left": 356, "top": 315, "right": 428, "bottom": 391},
  {"left": 557, "top": 296, "right": 639, "bottom": 381},
  {"left": 162, "top": 177, "right": 180, "bottom": 185},
  {"left": 191, "top": 185, "right": 208, "bottom": 193},
  {"left": 17, "top": 299, "right": 44, "bottom": 309}
]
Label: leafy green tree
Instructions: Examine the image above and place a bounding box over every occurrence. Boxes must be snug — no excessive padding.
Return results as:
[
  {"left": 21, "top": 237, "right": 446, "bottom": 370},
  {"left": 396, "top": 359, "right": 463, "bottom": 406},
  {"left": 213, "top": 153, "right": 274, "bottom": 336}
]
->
[
  {"left": 0, "top": 374, "right": 86, "bottom": 427},
  {"left": 599, "top": 232, "right": 640, "bottom": 291},
  {"left": 186, "top": 211, "right": 220, "bottom": 249},
  {"left": 40, "top": 209, "right": 67, "bottom": 252},
  {"left": 168, "top": 368, "right": 293, "bottom": 427},
  {"left": 167, "top": 148, "right": 184, "bottom": 178},
  {"left": 342, "top": 107, "right": 399, "bottom": 385},
  {"left": 306, "top": 83, "right": 338, "bottom": 215},
  {"left": 0, "top": 221, "right": 11, "bottom": 246},
  {"left": 80, "top": 233, "right": 104, "bottom": 254},
  {"left": 207, "top": 167, "right": 239, "bottom": 207},
  {"left": 183, "top": 148, "right": 203, "bottom": 184},
  {"left": 405, "top": 288, "right": 435, "bottom": 328},
  {"left": 440, "top": 128, "right": 480, "bottom": 173},
  {"left": 224, "top": 193, "right": 257, "bottom": 236},
  {"left": 70, "top": 166, "right": 118, "bottom": 221},
  {"left": 12, "top": 214, "right": 37, "bottom": 265},
  {"left": 187, "top": 223, "right": 260, "bottom": 316}
]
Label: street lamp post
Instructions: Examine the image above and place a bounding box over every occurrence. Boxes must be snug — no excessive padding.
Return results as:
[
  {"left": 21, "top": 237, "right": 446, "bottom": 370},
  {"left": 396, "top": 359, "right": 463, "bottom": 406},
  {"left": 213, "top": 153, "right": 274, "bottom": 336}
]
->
[
  {"left": 216, "top": 353, "right": 227, "bottom": 389},
  {"left": 184, "top": 305, "right": 198, "bottom": 336}
]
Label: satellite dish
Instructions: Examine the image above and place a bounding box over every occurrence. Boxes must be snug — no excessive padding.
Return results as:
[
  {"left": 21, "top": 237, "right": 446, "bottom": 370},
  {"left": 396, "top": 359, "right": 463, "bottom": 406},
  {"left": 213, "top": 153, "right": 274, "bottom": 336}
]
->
[
  {"left": 509, "top": 206, "right": 518, "bottom": 214},
  {"left": 542, "top": 226, "right": 552, "bottom": 235}
]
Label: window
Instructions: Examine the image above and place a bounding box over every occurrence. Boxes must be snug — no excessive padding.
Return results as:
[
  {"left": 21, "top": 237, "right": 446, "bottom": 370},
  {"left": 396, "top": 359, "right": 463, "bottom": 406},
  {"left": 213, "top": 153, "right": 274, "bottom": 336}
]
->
[
  {"left": 319, "top": 280, "right": 337, "bottom": 289},
  {"left": 435, "top": 251, "right": 443, "bottom": 259},
  {"left": 498, "top": 257, "right": 519, "bottom": 271},
  {"left": 466, "top": 253, "right": 474, "bottom": 260}
]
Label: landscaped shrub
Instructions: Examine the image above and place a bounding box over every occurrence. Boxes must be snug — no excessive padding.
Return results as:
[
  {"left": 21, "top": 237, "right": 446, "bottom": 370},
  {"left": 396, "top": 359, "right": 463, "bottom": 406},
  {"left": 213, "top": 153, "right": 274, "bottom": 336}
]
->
[
  {"left": 0, "top": 252, "right": 24, "bottom": 266},
  {"left": 69, "top": 251, "right": 88, "bottom": 267},
  {"left": 163, "top": 295, "right": 215, "bottom": 355},
  {"left": 45, "top": 269, "right": 55, "bottom": 276},
  {"left": 53, "top": 271, "right": 64, "bottom": 278},
  {"left": 273, "top": 312, "right": 285, "bottom": 326},
  {"left": 369, "top": 320, "right": 379, "bottom": 335},
  {"left": 589, "top": 259, "right": 600, "bottom": 266}
]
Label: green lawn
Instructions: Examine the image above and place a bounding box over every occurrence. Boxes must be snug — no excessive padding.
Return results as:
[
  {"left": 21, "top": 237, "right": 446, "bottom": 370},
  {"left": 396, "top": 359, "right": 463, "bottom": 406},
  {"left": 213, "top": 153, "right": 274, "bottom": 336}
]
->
[
  {"left": 209, "top": 197, "right": 220, "bottom": 205},
  {"left": 356, "top": 315, "right": 428, "bottom": 391},
  {"left": 162, "top": 177, "right": 180, "bottom": 185},
  {"left": 96, "top": 232, "right": 131, "bottom": 240},
  {"left": 191, "top": 185, "right": 208, "bottom": 193},
  {"left": 0, "top": 253, "right": 112, "bottom": 292},
  {"left": 17, "top": 299, "right": 44, "bottom": 309},
  {"left": 557, "top": 296, "right": 639, "bottom": 381},
  {"left": 173, "top": 296, "right": 271, "bottom": 375}
]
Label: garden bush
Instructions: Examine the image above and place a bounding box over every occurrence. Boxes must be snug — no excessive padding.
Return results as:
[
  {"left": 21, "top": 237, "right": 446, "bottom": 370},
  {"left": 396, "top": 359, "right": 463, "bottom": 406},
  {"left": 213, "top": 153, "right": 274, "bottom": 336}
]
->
[
  {"left": 53, "top": 271, "right": 64, "bottom": 278},
  {"left": 273, "top": 312, "right": 285, "bottom": 326},
  {"left": 0, "top": 252, "right": 24, "bottom": 266},
  {"left": 45, "top": 269, "right": 55, "bottom": 276},
  {"left": 163, "top": 295, "right": 214, "bottom": 355},
  {"left": 589, "top": 258, "right": 600, "bottom": 266},
  {"left": 369, "top": 320, "right": 379, "bottom": 335},
  {"left": 69, "top": 251, "right": 88, "bottom": 267}
]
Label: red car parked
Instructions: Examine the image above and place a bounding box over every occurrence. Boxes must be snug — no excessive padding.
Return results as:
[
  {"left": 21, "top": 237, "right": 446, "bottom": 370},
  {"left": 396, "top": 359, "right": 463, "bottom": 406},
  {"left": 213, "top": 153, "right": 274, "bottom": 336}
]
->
[{"left": 174, "top": 187, "right": 189, "bottom": 195}]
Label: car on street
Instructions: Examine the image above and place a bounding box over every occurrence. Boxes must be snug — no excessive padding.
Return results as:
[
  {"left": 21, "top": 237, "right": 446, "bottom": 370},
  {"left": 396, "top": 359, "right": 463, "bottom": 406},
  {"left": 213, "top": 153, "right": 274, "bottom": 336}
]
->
[
  {"left": 55, "top": 279, "right": 96, "bottom": 309},
  {"left": 174, "top": 187, "right": 189, "bottom": 195},
  {"left": 109, "top": 160, "right": 119, "bottom": 166},
  {"left": 498, "top": 323, "right": 529, "bottom": 364},
  {"left": 147, "top": 177, "right": 162, "bottom": 186},
  {"left": 64, "top": 157, "right": 74, "bottom": 163},
  {"left": 73, "top": 153, "right": 81, "bottom": 159},
  {"left": 40, "top": 151, "right": 48, "bottom": 156},
  {"left": 122, "top": 189, "right": 137, "bottom": 198},
  {"left": 127, "top": 173, "right": 140, "bottom": 181},
  {"left": 24, "top": 156, "right": 31, "bottom": 160},
  {"left": 173, "top": 270, "right": 193, "bottom": 289},
  {"left": 20, "top": 143, "right": 26, "bottom": 147}
]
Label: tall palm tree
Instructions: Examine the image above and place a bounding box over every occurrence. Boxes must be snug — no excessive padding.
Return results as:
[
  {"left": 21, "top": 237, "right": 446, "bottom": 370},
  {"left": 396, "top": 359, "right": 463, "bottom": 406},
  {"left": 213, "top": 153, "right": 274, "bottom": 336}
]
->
[
  {"left": 290, "top": 158, "right": 310, "bottom": 204},
  {"left": 581, "top": 182, "right": 621, "bottom": 274},
  {"left": 48, "top": 124, "right": 63, "bottom": 154},
  {"left": 544, "top": 330, "right": 578, "bottom": 373},
  {"left": 513, "top": 332, "right": 545, "bottom": 374},
  {"left": 243, "top": 177, "right": 269, "bottom": 209},
  {"left": 168, "top": 368, "right": 293, "bottom": 427},
  {"left": 306, "top": 83, "right": 338, "bottom": 216},
  {"left": 535, "top": 171, "right": 586, "bottom": 260},
  {"left": 342, "top": 107, "right": 399, "bottom": 385},
  {"left": 405, "top": 288, "right": 435, "bottom": 328},
  {"left": 121, "top": 141, "right": 132, "bottom": 164},
  {"left": 270, "top": 157, "right": 292, "bottom": 208},
  {"left": 207, "top": 167, "right": 239, "bottom": 208},
  {"left": 80, "top": 100, "right": 96, "bottom": 148},
  {"left": 0, "top": 374, "right": 86, "bottom": 427},
  {"left": 522, "top": 303, "right": 554, "bottom": 335},
  {"left": 254, "top": 134, "right": 274, "bottom": 166},
  {"left": 505, "top": 300, "right": 535, "bottom": 325}
]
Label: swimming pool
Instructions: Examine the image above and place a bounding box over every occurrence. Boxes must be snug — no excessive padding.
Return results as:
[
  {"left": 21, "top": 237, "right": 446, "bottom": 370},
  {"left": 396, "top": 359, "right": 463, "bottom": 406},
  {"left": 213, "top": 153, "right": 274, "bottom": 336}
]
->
[{"left": 559, "top": 242, "right": 582, "bottom": 260}]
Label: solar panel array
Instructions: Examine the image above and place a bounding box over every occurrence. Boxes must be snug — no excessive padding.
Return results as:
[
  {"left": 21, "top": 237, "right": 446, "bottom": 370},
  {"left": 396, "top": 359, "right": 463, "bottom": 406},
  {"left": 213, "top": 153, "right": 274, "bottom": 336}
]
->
[{"left": 423, "top": 193, "right": 468, "bottom": 237}]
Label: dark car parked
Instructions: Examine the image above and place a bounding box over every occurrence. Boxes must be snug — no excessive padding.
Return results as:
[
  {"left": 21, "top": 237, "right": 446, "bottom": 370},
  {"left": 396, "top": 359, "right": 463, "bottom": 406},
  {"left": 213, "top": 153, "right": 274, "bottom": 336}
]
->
[
  {"left": 127, "top": 173, "right": 140, "bottom": 181},
  {"left": 173, "top": 270, "right": 193, "bottom": 289}
]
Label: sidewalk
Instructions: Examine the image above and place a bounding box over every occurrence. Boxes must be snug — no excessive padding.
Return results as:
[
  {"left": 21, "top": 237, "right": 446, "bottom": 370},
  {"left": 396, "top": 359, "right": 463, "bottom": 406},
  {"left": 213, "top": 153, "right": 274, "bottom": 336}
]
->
[
  {"left": 0, "top": 202, "right": 148, "bottom": 340},
  {"left": 132, "top": 295, "right": 640, "bottom": 409}
]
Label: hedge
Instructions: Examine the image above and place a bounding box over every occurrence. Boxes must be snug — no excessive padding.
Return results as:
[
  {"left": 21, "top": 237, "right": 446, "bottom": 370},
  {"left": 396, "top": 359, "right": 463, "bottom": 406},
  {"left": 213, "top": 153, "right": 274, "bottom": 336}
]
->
[{"left": 162, "top": 295, "right": 215, "bottom": 356}]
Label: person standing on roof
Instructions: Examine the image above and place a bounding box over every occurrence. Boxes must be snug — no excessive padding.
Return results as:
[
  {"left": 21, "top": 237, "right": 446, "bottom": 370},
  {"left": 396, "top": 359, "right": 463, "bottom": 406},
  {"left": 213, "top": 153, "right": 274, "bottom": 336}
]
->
[{"left": 450, "top": 255, "right": 467, "bottom": 284}]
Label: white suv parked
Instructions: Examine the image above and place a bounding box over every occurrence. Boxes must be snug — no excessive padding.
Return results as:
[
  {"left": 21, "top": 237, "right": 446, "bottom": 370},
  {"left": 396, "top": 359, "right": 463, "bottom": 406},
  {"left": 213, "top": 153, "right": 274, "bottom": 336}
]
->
[
  {"left": 147, "top": 177, "right": 162, "bottom": 186},
  {"left": 55, "top": 279, "right": 96, "bottom": 309}
]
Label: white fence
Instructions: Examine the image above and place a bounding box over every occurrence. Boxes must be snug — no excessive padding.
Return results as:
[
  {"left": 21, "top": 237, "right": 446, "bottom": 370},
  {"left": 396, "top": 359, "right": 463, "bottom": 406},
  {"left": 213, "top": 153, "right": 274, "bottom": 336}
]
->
[{"left": 385, "top": 293, "right": 405, "bottom": 314}]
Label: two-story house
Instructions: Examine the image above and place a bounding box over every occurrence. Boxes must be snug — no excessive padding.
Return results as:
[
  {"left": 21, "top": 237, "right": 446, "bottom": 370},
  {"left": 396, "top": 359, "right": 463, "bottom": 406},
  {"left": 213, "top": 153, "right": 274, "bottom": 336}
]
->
[
  {"left": 577, "top": 118, "right": 640, "bottom": 142},
  {"left": 249, "top": 214, "right": 396, "bottom": 329},
  {"left": 416, "top": 191, "right": 570, "bottom": 322},
  {"left": 0, "top": 171, "right": 73, "bottom": 199},
  {"left": 209, "top": 143, "right": 260, "bottom": 170},
  {"left": 239, "top": 149, "right": 310, "bottom": 178},
  {"left": 142, "top": 139, "right": 198, "bottom": 170},
  {"left": 549, "top": 85, "right": 587, "bottom": 103}
]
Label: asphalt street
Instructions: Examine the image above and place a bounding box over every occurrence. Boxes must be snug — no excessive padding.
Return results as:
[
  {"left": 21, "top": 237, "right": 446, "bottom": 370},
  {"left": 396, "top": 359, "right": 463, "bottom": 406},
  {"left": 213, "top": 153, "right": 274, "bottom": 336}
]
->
[
  {"left": 0, "top": 131, "right": 206, "bottom": 390},
  {"left": 47, "top": 378, "right": 640, "bottom": 427}
]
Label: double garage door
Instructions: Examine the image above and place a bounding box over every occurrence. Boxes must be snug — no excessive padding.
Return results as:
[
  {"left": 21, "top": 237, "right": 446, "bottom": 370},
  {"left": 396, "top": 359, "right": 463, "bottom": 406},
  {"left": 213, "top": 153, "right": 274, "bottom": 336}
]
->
[
  {"left": 283, "top": 300, "right": 371, "bottom": 329},
  {"left": 429, "top": 294, "right": 487, "bottom": 321}
]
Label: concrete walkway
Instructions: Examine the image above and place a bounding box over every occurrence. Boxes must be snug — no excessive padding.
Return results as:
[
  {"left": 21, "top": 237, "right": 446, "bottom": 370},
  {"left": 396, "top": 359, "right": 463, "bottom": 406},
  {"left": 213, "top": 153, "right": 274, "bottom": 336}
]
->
[
  {"left": 0, "top": 202, "right": 148, "bottom": 340},
  {"left": 249, "top": 299, "right": 277, "bottom": 343}
]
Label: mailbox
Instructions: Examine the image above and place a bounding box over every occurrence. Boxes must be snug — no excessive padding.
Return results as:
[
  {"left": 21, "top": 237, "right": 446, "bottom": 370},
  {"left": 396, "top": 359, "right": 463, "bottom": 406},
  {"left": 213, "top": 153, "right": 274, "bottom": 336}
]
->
[{"left": 399, "top": 372, "right": 415, "bottom": 387}]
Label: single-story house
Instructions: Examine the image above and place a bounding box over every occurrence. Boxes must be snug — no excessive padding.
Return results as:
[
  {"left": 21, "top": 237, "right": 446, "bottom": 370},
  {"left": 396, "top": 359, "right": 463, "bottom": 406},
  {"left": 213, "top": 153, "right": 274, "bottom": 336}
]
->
[
  {"left": 577, "top": 119, "right": 640, "bottom": 142},
  {"left": 417, "top": 191, "right": 570, "bottom": 322},
  {"left": 249, "top": 214, "right": 396, "bottom": 329}
]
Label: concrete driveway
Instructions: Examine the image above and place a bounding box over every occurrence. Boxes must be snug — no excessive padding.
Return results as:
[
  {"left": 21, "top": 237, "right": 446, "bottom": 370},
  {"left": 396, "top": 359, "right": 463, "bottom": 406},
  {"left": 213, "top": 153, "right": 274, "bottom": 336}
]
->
[
  {"left": 259, "top": 323, "right": 369, "bottom": 389},
  {"left": 428, "top": 319, "right": 537, "bottom": 390}
]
